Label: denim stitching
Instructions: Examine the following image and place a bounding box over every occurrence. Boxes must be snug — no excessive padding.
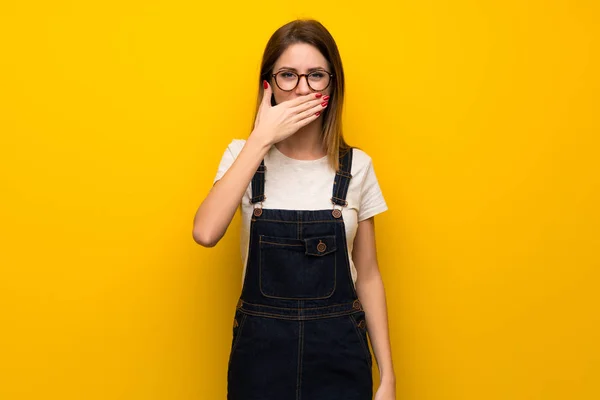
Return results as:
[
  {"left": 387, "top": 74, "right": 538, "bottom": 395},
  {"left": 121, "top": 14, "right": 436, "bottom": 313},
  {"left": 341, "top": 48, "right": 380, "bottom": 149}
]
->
[
  {"left": 349, "top": 313, "right": 372, "bottom": 367},
  {"left": 259, "top": 166, "right": 264, "bottom": 199},
  {"left": 258, "top": 237, "right": 337, "bottom": 300},
  {"left": 332, "top": 150, "right": 344, "bottom": 203},
  {"left": 228, "top": 312, "right": 247, "bottom": 366},
  {"left": 261, "top": 241, "right": 304, "bottom": 247},
  {"left": 239, "top": 299, "right": 360, "bottom": 310},
  {"left": 240, "top": 222, "right": 255, "bottom": 292},
  {"left": 333, "top": 172, "right": 342, "bottom": 203},
  {"left": 238, "top": 309, "right": 359, "bottom": 320},
  {"left": 337, "top": 149, "right": 353, "bottom": 204},
  {"left": 250, "top": 161, "right": 266, "bottom": 204},
  {"left": 237, "top": 307, "right": 356, "bottom": 317},
  {"left": 331, "top": 195, "right": 348, "bottom": 202},
  {"left": 296, "top": 319, "right": 304, "bottom": 400},
  {"left": 340, "top": 173, "right": 350, "bottom": 202},
  {"left": 338, "top": 218, "right": 359, "bottom": 298},
  {"left": 338, "top": 150, "right": 352, "bottom": 202},
  {"left": 254, "top": 219, "right": 341, "bottom": 224}
]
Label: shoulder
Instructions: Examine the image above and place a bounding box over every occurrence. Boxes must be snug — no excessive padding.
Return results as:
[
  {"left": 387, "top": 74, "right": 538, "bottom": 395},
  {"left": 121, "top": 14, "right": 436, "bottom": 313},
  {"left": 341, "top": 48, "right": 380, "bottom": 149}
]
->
[
  {"left": 224, "top": 138, "right": 247, "bottom": 158},
  {"left": 350, "top": 147, "right": 388, "bottom": 219},
  {"left": 217, "top": 138, "right": 246, "bottom": 164},
  {"left": 349, "top": 147, "right": 374, "bottom": 178},
  {"left": 213, "top": 139, "right": 248, "bottom": 184}
]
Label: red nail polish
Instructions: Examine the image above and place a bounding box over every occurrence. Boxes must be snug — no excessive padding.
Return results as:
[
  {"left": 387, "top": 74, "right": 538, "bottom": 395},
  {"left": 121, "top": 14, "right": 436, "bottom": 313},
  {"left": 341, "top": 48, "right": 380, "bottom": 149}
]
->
[
  {"left": 321, "top": 101, "right": 328, "bottom": 107},
  {"left": 322, "top": 95, "right": 330, "bottom": 101},
  {"left": 315, "top": 93, "right": 323, "bottom": 98},
  {"left": 263, "top": 80, "right": 268, "bottom": 89},
  {"left": 315, "top": 111, "right": 321, "bottom": 116}
]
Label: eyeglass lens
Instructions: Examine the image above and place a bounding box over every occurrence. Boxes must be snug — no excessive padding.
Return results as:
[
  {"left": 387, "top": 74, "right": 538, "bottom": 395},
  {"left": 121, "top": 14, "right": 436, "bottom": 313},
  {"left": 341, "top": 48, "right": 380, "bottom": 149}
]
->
[{"left": 275, "top": 71, "right": 330, "bottom": 91}]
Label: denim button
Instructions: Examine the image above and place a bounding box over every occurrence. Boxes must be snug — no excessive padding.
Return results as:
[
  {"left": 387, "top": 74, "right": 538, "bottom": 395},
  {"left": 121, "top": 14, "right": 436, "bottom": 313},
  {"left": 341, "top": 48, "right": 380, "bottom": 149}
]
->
[
  {"left": 253, "top": 208, "right": 262, "bottom": 217},
  {"left": 304, "top": 235, "right": 337, "bottom": 256},
  {"left": 236, "top": 299, "right": 243, "bottom": 309},
  {"left": 353, "top": 300, "right": 361, "bottom": 310},
  {"left": 332, "top": 209, "right": 342, "bottom": 218},
  {"left": 317, "top": 240, "right": 327, "bottom": 253}
]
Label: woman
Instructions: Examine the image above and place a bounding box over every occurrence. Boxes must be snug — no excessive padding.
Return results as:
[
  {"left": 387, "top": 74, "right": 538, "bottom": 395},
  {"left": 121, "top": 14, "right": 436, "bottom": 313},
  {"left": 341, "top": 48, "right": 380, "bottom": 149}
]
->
[{"left": 193, "top": 19, "right": 396, "bottom": 400}]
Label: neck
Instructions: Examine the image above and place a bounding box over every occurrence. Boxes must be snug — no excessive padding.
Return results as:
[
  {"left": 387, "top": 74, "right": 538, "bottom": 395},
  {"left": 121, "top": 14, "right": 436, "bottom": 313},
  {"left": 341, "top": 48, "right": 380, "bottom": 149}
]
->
[{"left": 274, "top": 120, "right": 326, "bottom": 160}]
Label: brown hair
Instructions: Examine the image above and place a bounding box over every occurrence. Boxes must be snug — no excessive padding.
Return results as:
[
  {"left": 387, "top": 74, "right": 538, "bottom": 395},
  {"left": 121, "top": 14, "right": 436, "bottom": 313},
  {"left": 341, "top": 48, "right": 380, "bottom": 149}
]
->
[{"left": 252, "top": 19, "right": 351, "bottom": 171}]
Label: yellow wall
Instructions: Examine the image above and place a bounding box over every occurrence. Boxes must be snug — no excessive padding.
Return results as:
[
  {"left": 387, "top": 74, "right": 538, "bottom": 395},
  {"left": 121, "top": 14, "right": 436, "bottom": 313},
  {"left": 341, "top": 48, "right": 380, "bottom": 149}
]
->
[{"left": 1, "top": 1, "right": 598, "bottom": 399}]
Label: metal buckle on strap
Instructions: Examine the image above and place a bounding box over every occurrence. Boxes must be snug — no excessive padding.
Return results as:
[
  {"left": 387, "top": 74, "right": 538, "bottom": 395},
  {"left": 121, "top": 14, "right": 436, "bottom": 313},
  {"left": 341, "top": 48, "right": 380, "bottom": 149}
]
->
[
  {"left": 331, "top": 201, "right": 345, "bottom": 218},
  {"left": 253, "top": 197, "right": 266, "bottom": 217}
]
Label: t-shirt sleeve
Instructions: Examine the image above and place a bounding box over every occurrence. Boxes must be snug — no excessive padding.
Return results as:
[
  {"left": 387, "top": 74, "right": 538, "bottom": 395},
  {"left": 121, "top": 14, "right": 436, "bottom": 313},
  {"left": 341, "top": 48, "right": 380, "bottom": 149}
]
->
[
  {"left": 357, "top": 159, "right": 388, "bottom": 222},
  {"left": 213, "top": 139, "right": 245, "bottom": 185}
]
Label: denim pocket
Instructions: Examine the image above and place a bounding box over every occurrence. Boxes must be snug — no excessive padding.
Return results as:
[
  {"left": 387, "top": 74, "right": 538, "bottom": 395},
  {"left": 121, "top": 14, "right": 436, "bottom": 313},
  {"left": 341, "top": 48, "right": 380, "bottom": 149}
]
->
[
  {"left": 258, "top": 234, "right": 337, "bottom": 299},
  {"left": 349, "top": 311, "right": 373, "bottom": 367}
]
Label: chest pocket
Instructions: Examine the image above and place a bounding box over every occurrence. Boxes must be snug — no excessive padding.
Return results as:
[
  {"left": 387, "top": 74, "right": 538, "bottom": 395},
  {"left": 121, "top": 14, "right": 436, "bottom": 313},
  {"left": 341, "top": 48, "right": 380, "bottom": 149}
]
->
[{"left": 258, "top": 234, "right": 337, "bottom": 299}]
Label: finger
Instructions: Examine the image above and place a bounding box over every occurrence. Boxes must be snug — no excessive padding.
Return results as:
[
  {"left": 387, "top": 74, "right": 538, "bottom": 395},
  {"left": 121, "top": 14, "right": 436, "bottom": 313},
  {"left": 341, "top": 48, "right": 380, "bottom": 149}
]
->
[
  {"left": 292, "top": 99, "right": 329, "bottom": 122},
  {"left": 261, "top": 80, "right": 272, "bottom": 108},
  {"left": 282, "top": 92, "right": 324, "bottom": 109},
  {"left": 291, "top": 96, "right": 328, "bottom": 115},
  {"left": 294, "top": 107, "right": 322, "bottom": 129},
  {"left": 255, "top": 80, "right": 272, "bottom": 127}
]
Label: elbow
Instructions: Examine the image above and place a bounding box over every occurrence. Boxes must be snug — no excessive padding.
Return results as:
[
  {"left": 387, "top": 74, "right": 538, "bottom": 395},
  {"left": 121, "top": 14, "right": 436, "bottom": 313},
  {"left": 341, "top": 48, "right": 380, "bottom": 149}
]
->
[{"left": 192, "top": 228, "right": 220, "bottom": 248}]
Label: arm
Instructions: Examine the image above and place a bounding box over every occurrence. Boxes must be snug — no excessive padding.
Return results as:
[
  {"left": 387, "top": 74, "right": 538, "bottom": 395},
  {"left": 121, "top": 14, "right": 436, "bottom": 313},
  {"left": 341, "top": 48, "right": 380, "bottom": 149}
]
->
[
  {"left": 192, "top": 136, "right": 270, "bottom": 247},
  {"left": 192, "top": 83, "right": 325, "bottom": 248},
  {"left": 353, "top": 216, "right": 396, "bottom": 390}
]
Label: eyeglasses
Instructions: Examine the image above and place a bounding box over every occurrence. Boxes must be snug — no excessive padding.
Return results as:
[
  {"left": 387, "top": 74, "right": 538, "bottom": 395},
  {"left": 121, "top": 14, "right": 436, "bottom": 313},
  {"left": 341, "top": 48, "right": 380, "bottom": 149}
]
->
[{"left": 272, "top": 70, "right": 334, "bottom": 92}]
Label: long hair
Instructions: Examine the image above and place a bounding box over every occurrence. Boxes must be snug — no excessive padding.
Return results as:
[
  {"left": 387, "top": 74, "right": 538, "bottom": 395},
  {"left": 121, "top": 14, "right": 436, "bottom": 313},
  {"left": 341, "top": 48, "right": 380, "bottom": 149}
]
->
[{"left": 252, "top": 19, "right": 350, "bottom": 171}]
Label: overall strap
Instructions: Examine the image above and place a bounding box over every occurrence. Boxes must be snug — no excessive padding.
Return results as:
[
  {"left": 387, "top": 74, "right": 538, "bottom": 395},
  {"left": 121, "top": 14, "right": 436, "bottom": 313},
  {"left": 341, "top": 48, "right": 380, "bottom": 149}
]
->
[
  {"left": 249, "top": 148, "right": 353, "bottom": 218},
  {"left": 250, "top": 159, "right": 266, "bottom": 204},
  {"left": 331, "top": 148, "right": 353, "bottom": 217}
]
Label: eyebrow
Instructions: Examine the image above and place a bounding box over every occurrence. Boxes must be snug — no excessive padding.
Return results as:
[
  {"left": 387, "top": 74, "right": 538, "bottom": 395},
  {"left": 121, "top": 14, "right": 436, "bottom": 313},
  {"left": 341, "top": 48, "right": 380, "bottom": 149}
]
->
[{"left": 276, "top": 66, "right": 328, "bottom": 72}]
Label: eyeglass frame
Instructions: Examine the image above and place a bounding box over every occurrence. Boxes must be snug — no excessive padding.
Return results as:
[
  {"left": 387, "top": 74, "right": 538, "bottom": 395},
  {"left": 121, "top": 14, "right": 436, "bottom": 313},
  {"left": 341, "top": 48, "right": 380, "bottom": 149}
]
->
[{"left": 271, "top": 70, "right": 335, "bottom": 92}]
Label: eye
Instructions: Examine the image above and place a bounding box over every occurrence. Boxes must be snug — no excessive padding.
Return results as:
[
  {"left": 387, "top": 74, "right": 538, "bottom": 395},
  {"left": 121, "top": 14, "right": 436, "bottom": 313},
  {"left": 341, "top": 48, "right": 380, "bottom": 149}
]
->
[
  {"left": 280, "top": 71, "right": 297, "bottom": 79},
  {"left": 309, "top": 72, "right": 326, "bottom": 80}
]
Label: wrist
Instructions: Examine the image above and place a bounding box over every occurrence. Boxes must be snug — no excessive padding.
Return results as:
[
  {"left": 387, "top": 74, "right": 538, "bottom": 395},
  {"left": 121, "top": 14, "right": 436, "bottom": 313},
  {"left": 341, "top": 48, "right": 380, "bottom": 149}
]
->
[
  {"left": 247, "top": 131, "right": 272, "bottom": 152},
  {"left": 380, "top": 373, "right": 396, "bottom": 385}
]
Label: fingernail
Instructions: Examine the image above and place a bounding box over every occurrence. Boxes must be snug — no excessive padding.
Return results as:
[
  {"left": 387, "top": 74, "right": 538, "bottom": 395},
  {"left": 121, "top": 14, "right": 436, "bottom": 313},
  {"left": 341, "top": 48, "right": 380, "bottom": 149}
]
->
[
  {"left": 322, "top": 95, "right": 330, "bottom": 101},
  {"left": 263, "top": 80, "right": 268, "bottom": 89},
  {"left": 315, "top": 111, "right": 321, "bottom": 116},
  {"left": 321, "top": 101, "right": 328, "bottom": 107},
  {"left": 315, "top": 93, "right": 323, "bottom": 98}
]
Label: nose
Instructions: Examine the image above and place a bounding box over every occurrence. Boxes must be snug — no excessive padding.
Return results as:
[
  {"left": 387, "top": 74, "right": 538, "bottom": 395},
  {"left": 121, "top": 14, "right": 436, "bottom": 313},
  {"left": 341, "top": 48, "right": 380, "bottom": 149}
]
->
[{"left": 295, "top": 75, "right": 312, "bottom": 95}]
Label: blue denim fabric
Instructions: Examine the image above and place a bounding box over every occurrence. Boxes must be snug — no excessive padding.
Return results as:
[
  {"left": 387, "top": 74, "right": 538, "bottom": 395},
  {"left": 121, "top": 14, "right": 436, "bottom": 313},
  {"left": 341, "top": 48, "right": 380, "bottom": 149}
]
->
[{"left": 227, "top": 149, "right": 373, "bottom": 400}]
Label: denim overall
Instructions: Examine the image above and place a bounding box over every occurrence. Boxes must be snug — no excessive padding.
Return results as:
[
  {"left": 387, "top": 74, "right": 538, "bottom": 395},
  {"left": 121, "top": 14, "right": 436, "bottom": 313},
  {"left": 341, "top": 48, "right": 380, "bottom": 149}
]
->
[{"left": 227, "top": 148, "right": 373, "bottom": 400}]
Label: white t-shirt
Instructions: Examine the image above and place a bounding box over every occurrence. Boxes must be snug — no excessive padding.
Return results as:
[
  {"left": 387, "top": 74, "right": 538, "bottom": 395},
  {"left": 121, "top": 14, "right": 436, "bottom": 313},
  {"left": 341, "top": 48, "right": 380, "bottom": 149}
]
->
[{"left": 213, "top": 139, "right": 388, "bottom": 288}]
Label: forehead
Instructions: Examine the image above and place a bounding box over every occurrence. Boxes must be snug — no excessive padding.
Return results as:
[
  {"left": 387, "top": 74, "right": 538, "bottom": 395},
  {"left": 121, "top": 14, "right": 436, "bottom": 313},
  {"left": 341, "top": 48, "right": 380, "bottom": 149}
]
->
[{"left": 274, "top": 43, "right": 329, "bottom": 70}]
